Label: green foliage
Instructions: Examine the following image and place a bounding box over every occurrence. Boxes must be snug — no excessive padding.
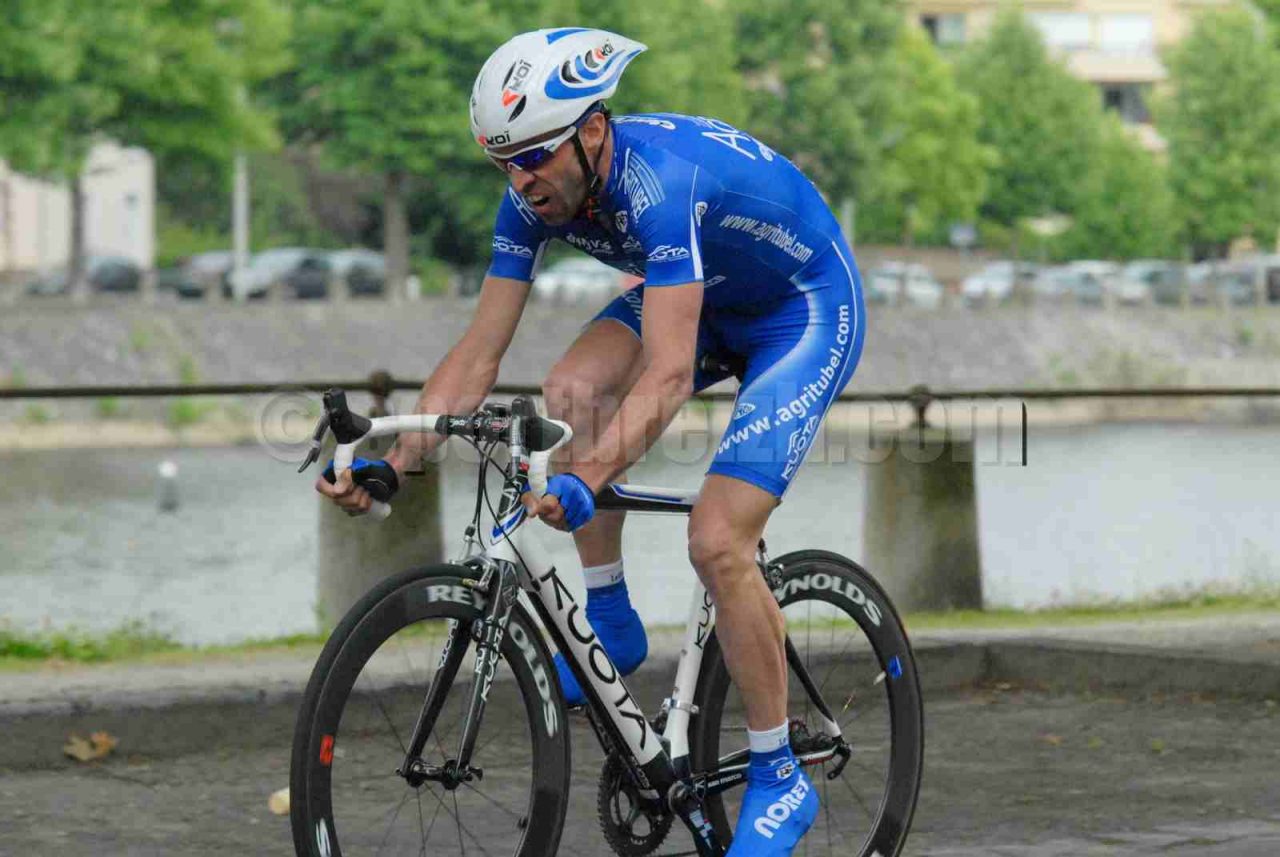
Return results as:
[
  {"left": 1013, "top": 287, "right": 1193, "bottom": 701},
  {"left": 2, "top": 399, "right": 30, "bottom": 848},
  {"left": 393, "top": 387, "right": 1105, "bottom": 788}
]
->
[
  {"left": 168, "top": 398, "right": 214, "bottom": 428},
  {"left": 177, "top": 354, "right": 200, "bottom": 385},
  {"left": 0, "top": 0, "right": 82, "bottom": 173},
  {"left": 956, "top": 8, "right": 1102, "bottom": 228},
  {"left": 95, "top": 397, "right": 124, "bottom": 419},
  {"left": 129, "top": 323, "right": 152, "bottom": 353},
  {"left": 24, "top": 404, "right": 51, "bottom": 424},
  {"left": 735, "top": 0, "right": 902, "bottom": 203},
  {"left": 1, "top": 1, "right": 290, "bottom": 177},
  {"left": 156, "top": 209, "right": 229, "bottom": 269},
  {"left": 1157, "top": 8, "right": 1280, "bottom": 256},
  {"left": 281, "top": 0, "right": 512, "bottom": 265},
  {"left": 1057, "top": 117, "right": 1177, "bottom": 260},
  {"left": 856, "top": 25, "right": 994, "bottom": 244}
]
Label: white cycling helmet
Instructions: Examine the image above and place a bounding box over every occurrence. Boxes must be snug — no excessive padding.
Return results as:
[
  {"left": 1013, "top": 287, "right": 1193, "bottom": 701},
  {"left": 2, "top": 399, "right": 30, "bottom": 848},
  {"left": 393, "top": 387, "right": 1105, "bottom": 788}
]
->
[{"left": 470, "top": 28, "right": 647, "bottom": 156}]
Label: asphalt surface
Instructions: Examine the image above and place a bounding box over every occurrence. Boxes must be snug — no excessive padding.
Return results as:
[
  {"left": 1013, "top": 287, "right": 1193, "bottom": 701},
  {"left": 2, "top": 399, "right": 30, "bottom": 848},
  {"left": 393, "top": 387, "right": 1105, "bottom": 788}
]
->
[{"left": 3, "top": 673, "right": 1279, "bottom": 856}]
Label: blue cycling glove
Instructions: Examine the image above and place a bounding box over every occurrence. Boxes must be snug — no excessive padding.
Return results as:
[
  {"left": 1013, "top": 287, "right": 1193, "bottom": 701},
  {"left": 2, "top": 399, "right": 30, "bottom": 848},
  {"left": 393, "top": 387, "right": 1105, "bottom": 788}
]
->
[
  {"left": 545, "top": 473, "right": 595, "bottom": 531},
  {"left": 322, "top": 457, "right": 400, "bottom": 502}
]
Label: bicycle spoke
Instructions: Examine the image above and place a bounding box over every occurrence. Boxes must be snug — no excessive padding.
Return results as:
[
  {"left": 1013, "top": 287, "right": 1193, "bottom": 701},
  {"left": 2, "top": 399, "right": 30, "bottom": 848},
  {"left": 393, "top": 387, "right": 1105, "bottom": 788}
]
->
[
  {"left": 416, "top": 786, "right": 428, "bottom": 855},
  {"left": 836, "top": 770, "right": 877, "bottom": 821},
  {"left": 419, "top": 795, "right": 442, "bottom": 857},
  {"left": 374, "top": 790, "right": 412, "bottom": 856},
  {"left": 460, "top": 780, "right": 524, "bottom": 824}
]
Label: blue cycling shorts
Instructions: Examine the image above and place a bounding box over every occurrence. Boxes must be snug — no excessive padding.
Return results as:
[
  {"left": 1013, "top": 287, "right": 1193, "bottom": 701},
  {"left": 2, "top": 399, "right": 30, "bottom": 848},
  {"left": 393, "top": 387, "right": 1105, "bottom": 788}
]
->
[{"left": 591, "top": 239, "right": 865, "bottom": 498}]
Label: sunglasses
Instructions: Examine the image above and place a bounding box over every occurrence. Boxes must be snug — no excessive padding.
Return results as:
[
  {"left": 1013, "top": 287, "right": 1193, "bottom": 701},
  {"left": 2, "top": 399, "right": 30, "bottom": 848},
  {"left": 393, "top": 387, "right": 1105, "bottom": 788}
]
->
[{"left": 486, "top": 106, "right": 602, "bottom": 174}]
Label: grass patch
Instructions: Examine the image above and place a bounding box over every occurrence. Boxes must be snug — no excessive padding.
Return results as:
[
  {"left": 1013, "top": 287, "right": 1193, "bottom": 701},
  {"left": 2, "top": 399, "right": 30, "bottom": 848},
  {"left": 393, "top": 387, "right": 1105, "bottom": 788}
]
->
[
  {"left": 0, "top": 620, "right": 183, "bottom": 666},
  {"left": 904, "top": 590, "right": 1280, "bottom": 631},
  {"left": 167, "top": 398, "right": 215, "bottom": 428},
  {"left": 95, "top": 397, "right": 123, "bottom": 418},
  {"left": 23, "top": 404, "right": 51, "bottom": 424}
]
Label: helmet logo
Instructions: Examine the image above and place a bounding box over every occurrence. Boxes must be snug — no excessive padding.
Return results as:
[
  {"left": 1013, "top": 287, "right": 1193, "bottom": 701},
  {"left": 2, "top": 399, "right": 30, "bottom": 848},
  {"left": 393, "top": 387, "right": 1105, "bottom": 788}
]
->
[
  {"left": 478, "top": 132, "right": 512, "bottom": 146},
  {"left": 500, "top": 60, "right": 534, "bottom": 106}
]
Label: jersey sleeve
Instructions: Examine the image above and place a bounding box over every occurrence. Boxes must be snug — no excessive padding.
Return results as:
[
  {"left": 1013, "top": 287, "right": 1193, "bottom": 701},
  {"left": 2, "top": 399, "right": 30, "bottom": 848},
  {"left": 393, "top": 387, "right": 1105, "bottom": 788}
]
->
[
  {"left": 625, "top": 150, "right": 716, "bottom": 287},
  {"left": 486, "top": 187, "right": 549, "bottom": 282}
]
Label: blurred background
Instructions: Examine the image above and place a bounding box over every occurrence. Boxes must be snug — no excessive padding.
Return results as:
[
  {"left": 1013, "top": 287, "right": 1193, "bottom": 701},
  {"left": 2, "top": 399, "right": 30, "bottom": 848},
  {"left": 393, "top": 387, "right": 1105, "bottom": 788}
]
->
[{"left": 3, "top": 0, "right": 1280, "bottom": 651}]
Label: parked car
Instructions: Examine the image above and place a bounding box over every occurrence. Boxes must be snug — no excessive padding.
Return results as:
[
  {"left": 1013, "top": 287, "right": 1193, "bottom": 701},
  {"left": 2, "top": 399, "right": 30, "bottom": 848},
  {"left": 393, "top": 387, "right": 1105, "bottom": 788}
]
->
[
  {"left": 961, "top": 260, "right": 1041, "bottom": 305},
  {"left": 171, "top": 250, "right": 235, "bottom": 299},
  {"left": 1120, "top": 260, "right": 1184, "bottom": 306},
  {"left": 865, "top": 262, "right": 944, "bottom": 309},
  {"left": 25, "top": 255, "right": 142, "bottom": 296},
  {"left": 284, "top": 251, "right": 332, "bottom": 299},
  {"left": 1035, "top": 261, "right": 1119, "bottom": 305},
  {"left": 223, "top": 247, "right": 315, "bottom": 300},
  {"left": 532, "top": 257, "right": 623, "bottom": 302},
  {"left": 332, "top": 249, "right": 386, "bottom": 297},
  {"left": 1186, "top": 258, "right": 1277, "bottom": 306}
]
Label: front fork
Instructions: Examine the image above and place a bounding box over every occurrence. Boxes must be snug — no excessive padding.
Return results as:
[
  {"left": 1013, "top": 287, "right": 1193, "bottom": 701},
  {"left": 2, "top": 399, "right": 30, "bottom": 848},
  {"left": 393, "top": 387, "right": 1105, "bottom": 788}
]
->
[{"left": 398, "top": 561, "right": 521, "bottom": 789}]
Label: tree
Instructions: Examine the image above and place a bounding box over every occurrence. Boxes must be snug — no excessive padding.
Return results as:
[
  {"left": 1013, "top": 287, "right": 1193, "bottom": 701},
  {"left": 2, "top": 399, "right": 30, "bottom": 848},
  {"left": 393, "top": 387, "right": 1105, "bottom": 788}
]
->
[
  {"left": 1057, "top": 116, "right": 1177, "bottom": 260},
  {"left": 856, "top": 24, "right": 994, "bottom": 246},
  {"left": 734, "top": 0, "right": 902, "bottom": 205},
  {"left": 955, "top": 8, "right": 1103, "bottom": 237},
  {"left": 2, "top": 1, "right": 288, "bottom": 293},
  {"left": 283, "top": 0, "right": 511, "bottom": 294},
  {"left": 1157, "top": 8, "right": 1280, "bottom": 258}
]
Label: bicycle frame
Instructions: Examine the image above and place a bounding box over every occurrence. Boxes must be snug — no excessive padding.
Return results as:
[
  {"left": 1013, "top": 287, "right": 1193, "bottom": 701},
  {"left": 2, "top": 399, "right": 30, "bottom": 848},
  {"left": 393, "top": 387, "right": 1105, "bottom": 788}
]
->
[{"left": 328, "top": 409, "right": 849, "bottom": 855}]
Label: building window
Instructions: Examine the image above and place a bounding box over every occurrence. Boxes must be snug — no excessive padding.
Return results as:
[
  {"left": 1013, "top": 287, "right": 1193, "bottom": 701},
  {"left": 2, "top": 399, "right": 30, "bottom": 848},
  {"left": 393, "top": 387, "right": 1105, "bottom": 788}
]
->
[
  {"left": 1099, "top": 14, "right": 1154, "bottom": 53},
  {"left": 920, "top": 13, "right": 966, "bottom": 46},
  {"left": 1029, "top": 12, "right": 1091, "bottom": 50},
  {"left": 1100, "top": 83, "right": 1150, "bottom": 124}
]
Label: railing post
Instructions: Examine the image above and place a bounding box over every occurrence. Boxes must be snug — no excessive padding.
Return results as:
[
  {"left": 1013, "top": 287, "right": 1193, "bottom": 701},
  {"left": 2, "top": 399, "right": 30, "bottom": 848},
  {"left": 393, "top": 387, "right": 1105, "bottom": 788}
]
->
[
  {"left": 862, "top": 386, "right": 983, "bottom": 612},
  {"left": 316, "top": 370, "right": 444, "bottom": 626}
]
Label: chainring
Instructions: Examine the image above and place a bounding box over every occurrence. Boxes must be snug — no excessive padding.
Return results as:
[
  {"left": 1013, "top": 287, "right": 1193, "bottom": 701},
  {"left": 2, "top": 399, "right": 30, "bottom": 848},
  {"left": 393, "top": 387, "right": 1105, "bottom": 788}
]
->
[{"left": 596, "top": 752, "right": 676, "bottom": 856}]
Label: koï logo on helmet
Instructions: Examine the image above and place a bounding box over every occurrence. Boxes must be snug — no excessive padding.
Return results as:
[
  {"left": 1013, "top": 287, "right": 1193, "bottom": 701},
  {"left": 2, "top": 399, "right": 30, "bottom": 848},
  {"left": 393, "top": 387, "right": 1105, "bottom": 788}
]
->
[
  {"left": 477, "top": 132, "right": 512, "bottom": 146},
  {"left": 500, "top": 60, "right": 534, "bottom": 121}
]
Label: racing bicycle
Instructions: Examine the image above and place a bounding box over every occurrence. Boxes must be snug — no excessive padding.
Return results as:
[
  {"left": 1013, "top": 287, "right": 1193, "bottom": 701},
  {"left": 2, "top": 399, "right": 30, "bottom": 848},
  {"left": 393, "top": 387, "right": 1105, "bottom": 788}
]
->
[{"left": 290, "top": 388, "right": 923, "bottom": 856}]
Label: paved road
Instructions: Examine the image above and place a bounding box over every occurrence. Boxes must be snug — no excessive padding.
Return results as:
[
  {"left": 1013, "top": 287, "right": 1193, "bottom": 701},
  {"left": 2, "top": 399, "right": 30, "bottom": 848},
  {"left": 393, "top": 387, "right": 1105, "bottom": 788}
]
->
[{"left": 3, "top": 677, "right": 1278, "bottom": 856}]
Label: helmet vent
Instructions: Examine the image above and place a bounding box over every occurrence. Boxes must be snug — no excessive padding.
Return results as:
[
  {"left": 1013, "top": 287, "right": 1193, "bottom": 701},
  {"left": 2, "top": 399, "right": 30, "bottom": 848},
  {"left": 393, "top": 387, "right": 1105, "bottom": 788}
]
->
[
  {"left": 560, "top": 59, "right": 581, "bottom": 84},
  {"left": 501, "top": 61, "right": 517, "bottom": 88},
  {"left": 508, "top": 95, "right": 528, "bottom": 121}
]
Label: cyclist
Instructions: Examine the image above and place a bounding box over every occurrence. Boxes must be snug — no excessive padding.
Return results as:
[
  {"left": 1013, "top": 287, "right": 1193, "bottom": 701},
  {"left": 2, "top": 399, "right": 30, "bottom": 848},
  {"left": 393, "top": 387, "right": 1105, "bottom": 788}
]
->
[{"left": 317, "top": 27, "right": 864, "bottom": 855}]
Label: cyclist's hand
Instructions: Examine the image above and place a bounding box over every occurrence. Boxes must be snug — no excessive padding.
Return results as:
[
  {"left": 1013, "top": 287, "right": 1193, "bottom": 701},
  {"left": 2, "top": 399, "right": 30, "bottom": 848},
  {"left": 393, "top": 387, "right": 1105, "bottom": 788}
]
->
[
  {"left": 316, "top": 457, "right": 399, "bottom": 517},
  {"left": 524, "top": 473, "right": 595, "bottom": 532}
]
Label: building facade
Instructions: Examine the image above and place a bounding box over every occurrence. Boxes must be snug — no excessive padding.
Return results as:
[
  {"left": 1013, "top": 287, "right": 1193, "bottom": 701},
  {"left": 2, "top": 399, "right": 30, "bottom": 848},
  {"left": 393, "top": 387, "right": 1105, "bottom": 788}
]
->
[
  {"left": 0, "top": 141, "right": 155, "bottom": 274},
  {"left": 909, "top": 0, "right": 1237, "bottom": 149}
]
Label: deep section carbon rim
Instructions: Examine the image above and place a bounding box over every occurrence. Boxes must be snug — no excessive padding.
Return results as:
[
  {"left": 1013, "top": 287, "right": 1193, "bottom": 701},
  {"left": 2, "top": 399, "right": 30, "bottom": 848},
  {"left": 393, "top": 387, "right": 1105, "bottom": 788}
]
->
[{"left": 291, "top": 566, "right": 570, "bottom": 857}]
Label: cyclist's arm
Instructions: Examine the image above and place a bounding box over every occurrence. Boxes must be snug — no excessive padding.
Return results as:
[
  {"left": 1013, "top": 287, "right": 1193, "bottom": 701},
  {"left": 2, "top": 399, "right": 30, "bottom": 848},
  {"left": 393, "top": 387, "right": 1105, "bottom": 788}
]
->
[
  {"left": 570, "top": 281, "right": 701, "bottom": 493},
  {"left": 383, "top": 275, "right": 531, "bottom": 475}
]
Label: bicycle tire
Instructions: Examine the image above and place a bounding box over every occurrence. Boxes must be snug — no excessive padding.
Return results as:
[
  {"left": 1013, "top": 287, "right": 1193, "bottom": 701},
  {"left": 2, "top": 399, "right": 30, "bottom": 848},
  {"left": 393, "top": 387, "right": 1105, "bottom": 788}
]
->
[
  {"left": 689, "top": 550, "right": 924, "bottom": 857},
  {"left": 290, "top": 563, "right": 571, "bottom": 857}
]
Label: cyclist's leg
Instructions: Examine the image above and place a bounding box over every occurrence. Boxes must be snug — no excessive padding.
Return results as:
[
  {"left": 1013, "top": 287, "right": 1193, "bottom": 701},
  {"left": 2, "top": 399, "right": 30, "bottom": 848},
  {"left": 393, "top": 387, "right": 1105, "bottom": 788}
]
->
[
  {"left": 542, "top": 293, "right": 645, "bottom": 568},
  {"left": 692, "top": 243, "right": 866, "bottom": 854},
  {"left": 542, "top": 288, "right": 649, "bottom": 704}
]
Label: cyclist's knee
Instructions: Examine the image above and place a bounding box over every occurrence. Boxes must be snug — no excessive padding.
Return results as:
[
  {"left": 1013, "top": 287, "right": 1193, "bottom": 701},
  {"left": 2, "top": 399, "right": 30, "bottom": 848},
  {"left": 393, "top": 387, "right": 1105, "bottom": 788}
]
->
[
  {"left": 687, "top": 516, "right": 755, "bottom": 596},
  {"left": 541, "top": 369, "right": 615, "bottom": 424}
]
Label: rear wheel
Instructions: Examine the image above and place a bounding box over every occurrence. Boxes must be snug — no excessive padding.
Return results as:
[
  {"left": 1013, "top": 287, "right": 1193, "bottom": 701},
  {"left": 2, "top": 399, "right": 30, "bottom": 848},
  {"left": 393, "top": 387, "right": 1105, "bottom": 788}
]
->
[
  {"left": 690, "top": 550, "right": 924, "bottom": 856},
  {"left": 290, "top": 564, "right": 571, "bottom": 856}
]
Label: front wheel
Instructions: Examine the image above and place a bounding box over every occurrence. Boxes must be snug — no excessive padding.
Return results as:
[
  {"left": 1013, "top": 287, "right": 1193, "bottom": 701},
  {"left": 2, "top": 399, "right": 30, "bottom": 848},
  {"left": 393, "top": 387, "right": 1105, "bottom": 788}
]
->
[
  {"left": 289, "top": 564, "right": 571, "bottom": 856},
  {"left": 690, "top": 550, "right": 924, "bottom": 857}
]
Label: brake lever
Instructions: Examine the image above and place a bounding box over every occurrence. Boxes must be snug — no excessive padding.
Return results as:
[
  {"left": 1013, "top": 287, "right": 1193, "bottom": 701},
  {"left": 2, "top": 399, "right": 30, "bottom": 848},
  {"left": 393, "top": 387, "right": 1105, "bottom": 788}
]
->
[{"left": 297, "top": 412, "right": 330, "bottom": 473}]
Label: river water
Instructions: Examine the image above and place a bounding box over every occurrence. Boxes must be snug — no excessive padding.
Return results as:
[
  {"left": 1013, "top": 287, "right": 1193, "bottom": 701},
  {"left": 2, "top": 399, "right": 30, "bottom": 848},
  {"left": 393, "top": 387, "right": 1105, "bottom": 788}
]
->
[{"left": 2, "top": 422, "right": 1278, "bottom": 645}]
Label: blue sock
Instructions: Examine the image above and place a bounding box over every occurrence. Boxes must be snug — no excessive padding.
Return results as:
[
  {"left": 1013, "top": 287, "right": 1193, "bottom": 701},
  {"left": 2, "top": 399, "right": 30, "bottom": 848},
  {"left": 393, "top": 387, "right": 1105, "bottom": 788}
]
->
[
  {"left": 727, "top": 744, "right": 819, "bottom": 855},
  {"left": 553, "top": 578, "right": 648, "bottom": 706}
]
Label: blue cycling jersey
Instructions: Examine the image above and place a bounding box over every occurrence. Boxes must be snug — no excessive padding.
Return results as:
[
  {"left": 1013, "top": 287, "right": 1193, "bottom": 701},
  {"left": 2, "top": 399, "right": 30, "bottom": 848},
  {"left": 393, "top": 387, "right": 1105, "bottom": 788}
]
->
[{"left": 487, "top": 113, "right": 847, "bottom": 309}]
